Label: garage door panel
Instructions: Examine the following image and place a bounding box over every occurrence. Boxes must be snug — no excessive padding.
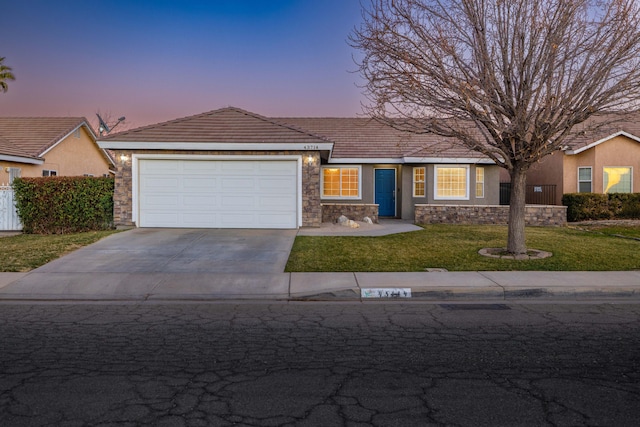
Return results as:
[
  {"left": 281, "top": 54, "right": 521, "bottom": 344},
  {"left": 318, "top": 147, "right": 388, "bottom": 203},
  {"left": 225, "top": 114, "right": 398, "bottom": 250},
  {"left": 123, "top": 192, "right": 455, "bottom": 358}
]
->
[
  {"left": 220, "top": 212, "right": 255, "bottom": 227},
  {"left": 258, "top": 177, "right": 296, "bottom": 193},
  {"left": 142, "top": 194, "right": 179, "bottom": 208},
  {"left": 258, "top": 195, "right": 297, "bottom": 210},
  {"left": 143, "top": 213, "right": 180, "bottom": 227},
  {"left": 221, "top": 195, "right": 256, "bottom": 209},
  {"left": 183, "top": 177, "right": 217, "bottom": 189},
  {"left": 183, "top": 161, "right": 220, "bottom": 173},
  {"left": 182, "top": 195, "right": 219, "bottom": 209},
  {"left": 141, "top": 160, "right": 179, "bottom": 173},
  {"left": 259, "top": 161, "right": 297, "bottom": 174},
  {"left": 139, "top": 159, "right": 298, "bottom": 229},
  {"left": 221, "top": 162, "right": 256, "bottom": 174},
  {"left": 258, "top": 213, "right": 297, "bottom": 228},
  {"left": 182, "top": 212, "right": 218, "bottom": 227},
  {"left": 142, "top": 177, "right": 181, "bottom": 191},
  {"left": 222, "top": 177, "right": 255, "bottom": 191}
]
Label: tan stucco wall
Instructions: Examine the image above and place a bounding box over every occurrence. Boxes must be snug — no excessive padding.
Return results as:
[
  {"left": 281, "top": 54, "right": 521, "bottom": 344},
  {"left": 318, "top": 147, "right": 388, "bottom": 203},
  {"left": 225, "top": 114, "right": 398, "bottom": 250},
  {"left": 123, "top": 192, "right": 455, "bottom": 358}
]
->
[
  {"left": 564, "top": 135, "right": 639, "bottom": 195},
  {"left": 0, "top": 126, "right": 112, "bottom": 183}
]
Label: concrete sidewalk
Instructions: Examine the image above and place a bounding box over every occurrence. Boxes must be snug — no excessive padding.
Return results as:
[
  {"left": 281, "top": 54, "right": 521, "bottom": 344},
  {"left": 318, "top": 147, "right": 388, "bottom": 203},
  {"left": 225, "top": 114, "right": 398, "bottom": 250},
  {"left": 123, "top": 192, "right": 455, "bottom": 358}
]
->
[{"left": 0, "top": 270, "right": 639, "bottom": 302}]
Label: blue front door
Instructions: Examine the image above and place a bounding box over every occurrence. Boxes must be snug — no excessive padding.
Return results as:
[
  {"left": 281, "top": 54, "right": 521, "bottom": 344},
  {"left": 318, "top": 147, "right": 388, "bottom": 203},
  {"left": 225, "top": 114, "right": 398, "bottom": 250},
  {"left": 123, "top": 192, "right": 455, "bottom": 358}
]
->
[{"left": 375, "top": 169, "right": 396, "bottom": 217}]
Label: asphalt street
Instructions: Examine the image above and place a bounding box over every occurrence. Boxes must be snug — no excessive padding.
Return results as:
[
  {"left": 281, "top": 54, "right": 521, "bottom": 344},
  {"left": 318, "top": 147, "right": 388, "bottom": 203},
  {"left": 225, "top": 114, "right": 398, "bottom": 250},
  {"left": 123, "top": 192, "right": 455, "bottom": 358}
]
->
[{"left": 1, "top": 302, "right": 639, "bottom": 426}]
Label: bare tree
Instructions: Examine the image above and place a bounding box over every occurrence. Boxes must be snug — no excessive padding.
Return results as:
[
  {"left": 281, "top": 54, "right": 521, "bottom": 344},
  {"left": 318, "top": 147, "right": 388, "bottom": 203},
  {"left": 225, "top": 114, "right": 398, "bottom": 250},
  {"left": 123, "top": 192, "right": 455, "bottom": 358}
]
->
[
  {"left": 351, "top": 0, "right": 640, "bottom": 254},
  {"left": 0, "top": 57, "right": 15, "bottom": 93}
]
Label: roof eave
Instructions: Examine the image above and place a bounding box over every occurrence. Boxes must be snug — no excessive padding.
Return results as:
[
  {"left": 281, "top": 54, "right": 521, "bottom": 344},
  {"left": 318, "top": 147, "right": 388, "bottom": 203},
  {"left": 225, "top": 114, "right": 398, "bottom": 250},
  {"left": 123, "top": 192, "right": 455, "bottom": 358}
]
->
[
  {"left": 0, "top": 154, "right": 44, "bottom": 165},
  {"left": 97, "top": 141, "right": 335, "bottom": 151}
]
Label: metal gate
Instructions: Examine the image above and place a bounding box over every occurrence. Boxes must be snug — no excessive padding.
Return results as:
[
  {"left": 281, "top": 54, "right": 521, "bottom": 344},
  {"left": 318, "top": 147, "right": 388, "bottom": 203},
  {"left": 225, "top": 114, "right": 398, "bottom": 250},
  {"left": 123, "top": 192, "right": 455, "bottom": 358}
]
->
[
  {"left": 0, "top": 185, "right": 22, "bottom": 231},
  {"left": 500, "top": 183, "right": 557, "bottom": 205}
]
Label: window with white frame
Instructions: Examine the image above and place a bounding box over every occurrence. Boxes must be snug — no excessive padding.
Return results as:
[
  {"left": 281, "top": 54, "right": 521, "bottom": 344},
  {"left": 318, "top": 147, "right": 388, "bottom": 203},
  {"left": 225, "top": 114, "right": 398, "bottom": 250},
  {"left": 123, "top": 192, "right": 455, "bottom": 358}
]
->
[
  {"left": 321, "top": 166, "right": 361, "bottom": 198},
  {"left": 8, "top": 167, "right": 21, "bottom": 183},
  {"left": 475, "top": 167, "right": 485, "bottom": 198},
  {"left": 434, "top": 165, "right": 469, "bottom": 200},
  {"left": 413, "top": 167, "right": 425, "bottom": 197},
  {"left": 42, "top": 170, "right": 57, "bottom": 177},
  {"left": 604, "top": 167, "right": 632, "bottom": 193},
  {"left": 578, "top": 167, "right": 592, "bottom": 193}
]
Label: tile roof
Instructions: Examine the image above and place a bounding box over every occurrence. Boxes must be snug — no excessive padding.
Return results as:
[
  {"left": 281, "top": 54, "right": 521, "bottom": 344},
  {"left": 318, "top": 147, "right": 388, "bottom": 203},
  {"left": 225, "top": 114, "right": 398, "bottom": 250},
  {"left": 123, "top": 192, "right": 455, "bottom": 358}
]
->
[
  {"left": 0, "top": 134, "right": 37, "bottom": 159},
  {"left": 100, "top": 107, "right": 640, "bottom": 160},
  {"left": 561, "top": 111, "right": 640, "bottom": 151},
  {"left": 274, "top": 117, "right": 485, "bottom": 159},
  {"left": 0, "top": 117, "right": 90, "bottom": 158},
  {"left": 100, "top": 107, "right": 331, "bottom": 144}
]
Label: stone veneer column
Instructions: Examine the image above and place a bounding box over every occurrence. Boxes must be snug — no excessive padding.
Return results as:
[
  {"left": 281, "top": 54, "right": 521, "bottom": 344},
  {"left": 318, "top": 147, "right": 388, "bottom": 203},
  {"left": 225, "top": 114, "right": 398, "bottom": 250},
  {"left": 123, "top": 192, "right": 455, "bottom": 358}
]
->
[
  {"left": 302, "top": 152, "right": 321, "bottom": 227},
  {"left": 113, "top": 150, "right": 134, "bottom": 227}
]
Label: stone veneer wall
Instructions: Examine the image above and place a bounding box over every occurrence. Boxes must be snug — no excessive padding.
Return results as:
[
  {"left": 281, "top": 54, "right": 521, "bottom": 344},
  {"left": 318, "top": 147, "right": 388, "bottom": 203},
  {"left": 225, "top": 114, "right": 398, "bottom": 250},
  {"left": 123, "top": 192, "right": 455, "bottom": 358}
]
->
[
  {"left": 321, "top": 203, "right": 379, "bottom": 223},
  {"left": 112, "top": 150, "right": 322, "bottom": 227},
  {"left": 414, "top": 204, "right": 567, "bottom": 226}
]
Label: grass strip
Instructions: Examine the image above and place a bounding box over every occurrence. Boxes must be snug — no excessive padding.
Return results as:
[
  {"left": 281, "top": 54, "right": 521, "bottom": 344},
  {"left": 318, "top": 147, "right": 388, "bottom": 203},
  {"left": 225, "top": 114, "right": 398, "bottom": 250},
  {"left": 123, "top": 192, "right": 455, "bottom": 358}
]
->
[
  {"left": 0, "top": 230, "right": 120, "bottom": 272},
  {"left": 285, "top": 224, "right": 640, "bottom": 272}
]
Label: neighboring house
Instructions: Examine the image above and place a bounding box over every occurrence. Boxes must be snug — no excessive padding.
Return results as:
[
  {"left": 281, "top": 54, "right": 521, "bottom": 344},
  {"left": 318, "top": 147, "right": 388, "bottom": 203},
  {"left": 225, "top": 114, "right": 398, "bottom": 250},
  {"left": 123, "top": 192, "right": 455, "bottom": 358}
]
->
[
  {"left": 0, "top": 117, "right": 114, "bottom": 184},
  {"left": 524, "top": 113, "right": 640, "bottom": 206},
  {"left": 98, "top": 107, "right": 501, "bottom": 229}
]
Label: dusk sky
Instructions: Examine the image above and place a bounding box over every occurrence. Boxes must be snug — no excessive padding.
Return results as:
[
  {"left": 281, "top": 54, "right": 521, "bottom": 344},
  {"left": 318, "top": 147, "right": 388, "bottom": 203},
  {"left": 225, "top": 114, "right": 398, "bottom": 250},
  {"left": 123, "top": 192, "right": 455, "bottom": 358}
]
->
[{"left": 0, "top": 1, "right": 367, "bottom": 129}]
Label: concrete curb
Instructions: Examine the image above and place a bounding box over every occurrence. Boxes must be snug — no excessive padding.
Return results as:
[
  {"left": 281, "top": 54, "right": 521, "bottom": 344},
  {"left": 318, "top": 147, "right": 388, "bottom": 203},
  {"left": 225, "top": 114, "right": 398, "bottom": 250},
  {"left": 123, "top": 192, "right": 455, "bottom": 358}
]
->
[{"left": 0, "top": 271, "right": 639, "bottom": 302}]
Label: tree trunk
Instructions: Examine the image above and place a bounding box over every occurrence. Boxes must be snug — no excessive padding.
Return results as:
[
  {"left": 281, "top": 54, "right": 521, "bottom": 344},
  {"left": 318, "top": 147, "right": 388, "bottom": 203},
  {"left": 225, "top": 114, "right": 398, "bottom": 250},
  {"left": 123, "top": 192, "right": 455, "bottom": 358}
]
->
[{"left": 507, "top": 168, "right": 527, "bottom": 254}]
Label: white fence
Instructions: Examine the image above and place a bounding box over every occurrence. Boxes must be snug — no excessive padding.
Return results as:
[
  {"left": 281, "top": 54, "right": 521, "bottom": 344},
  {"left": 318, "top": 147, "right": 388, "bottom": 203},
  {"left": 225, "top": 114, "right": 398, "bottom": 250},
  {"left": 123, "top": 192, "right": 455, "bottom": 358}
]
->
[{"left": 0, "top": 185, "right": 22, "bottom": 231}]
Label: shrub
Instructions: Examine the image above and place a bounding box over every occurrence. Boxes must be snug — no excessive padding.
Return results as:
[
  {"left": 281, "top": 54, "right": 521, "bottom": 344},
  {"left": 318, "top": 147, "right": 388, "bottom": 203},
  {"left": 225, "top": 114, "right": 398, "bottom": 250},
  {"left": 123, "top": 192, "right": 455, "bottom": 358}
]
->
[
  {"left": 562, "top": 193, "right": 640, "bottom": 221},
  {"left": 562, "top": 193, "right": 611, "bottom": 222},
  {"left": 12, "top": 176, "right": 114, "bottom": 234},
  {"left": 609, "top": 193, "right": 640, "bottom": 219}
]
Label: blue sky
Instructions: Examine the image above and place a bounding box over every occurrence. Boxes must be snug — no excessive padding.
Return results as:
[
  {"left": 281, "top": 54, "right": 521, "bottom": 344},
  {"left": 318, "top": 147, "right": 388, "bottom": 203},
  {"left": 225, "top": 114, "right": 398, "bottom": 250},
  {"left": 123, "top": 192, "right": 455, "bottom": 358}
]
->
[{"left": 0, "top": 1, "right": 366, "bottom": 128}]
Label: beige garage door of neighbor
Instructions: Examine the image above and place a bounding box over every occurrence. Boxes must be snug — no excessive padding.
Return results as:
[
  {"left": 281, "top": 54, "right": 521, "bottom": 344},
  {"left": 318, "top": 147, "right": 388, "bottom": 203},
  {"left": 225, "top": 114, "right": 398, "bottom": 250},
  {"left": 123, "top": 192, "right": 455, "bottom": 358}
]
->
[{"left": 138, "top": 159, "right": 298, "bottom": 228}]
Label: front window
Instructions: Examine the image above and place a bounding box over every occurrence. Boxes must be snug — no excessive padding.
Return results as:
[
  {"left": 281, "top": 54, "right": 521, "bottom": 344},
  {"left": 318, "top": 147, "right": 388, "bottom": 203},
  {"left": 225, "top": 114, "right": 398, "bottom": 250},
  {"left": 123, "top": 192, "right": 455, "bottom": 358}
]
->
[
  {"left": 413, "top": 167, "right": 425, "bottom": 197},
  {"left": 604, "top": 167, "right": 632, "bottom": 193},
  {"left": 8, "top": 167, "right": 21, "bottom": 183},
  {"left": 475, "top": 167, "right": 485, "bottom": 198},
  {"left": 578, "top": 167, "right": 592, "bottom": 193},
  {"left": 42, "top": 170, "right": 57, "bottom": 177},
  {"left": 321, "top": 166, "right": 361, "bottom": 198},
  {"left": 434, "top": 165, "right": 469, "bottom": 200}
]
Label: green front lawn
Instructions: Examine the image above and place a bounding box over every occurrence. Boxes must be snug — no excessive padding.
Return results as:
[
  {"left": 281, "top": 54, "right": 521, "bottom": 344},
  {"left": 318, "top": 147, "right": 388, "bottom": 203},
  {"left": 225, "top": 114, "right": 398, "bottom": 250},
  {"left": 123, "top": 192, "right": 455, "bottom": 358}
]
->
[
  {"left": 285, "top": 224, "right": 640, "bottom": 272},
  {"left": 0, "top": 230, "right": 120, "bottom": 272}
]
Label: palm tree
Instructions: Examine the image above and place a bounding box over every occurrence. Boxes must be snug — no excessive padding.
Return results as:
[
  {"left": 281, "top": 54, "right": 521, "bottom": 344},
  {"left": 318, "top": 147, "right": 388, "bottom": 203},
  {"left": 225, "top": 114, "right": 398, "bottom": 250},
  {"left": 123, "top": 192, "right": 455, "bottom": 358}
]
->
[{"left": 0, "top": 57, "right": 15, "bottom": 93}]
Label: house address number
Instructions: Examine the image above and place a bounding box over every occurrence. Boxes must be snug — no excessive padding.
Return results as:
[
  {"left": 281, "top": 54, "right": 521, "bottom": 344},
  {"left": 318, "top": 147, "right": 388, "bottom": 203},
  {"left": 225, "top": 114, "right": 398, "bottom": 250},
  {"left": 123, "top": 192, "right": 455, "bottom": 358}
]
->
[{"left": 303, "top": 145, "right": 319, "bottom": 150}]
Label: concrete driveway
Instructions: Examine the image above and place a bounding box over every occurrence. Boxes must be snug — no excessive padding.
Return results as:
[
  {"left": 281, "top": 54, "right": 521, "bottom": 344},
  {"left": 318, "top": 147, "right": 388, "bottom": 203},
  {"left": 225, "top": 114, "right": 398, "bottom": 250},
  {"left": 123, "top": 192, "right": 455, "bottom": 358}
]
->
[
  {"left": 36, "top": 228, "right": 297, "bottom": 274},
  {"left": 0, "top": 228, "right": 298, "bottom": 300}
]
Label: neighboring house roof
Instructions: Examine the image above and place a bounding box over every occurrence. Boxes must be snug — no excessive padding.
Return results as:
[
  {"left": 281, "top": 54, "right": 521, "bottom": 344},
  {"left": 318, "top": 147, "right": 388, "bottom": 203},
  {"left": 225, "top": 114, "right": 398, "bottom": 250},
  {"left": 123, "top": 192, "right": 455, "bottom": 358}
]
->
[
  {"left": 99, "top": 107, "right": 333, "bottom": 150},
  {"left": 0, "top": 134, "right": 42, "bottom": 163},
  {"left": 0, "top": 117, "right": 94, "bottom": 157},
  {"left": 0, "top": 116, "right": 114, "bottom": 167},
  {"left": 562, "top": 111, "right": 640, "bottom": 154}
]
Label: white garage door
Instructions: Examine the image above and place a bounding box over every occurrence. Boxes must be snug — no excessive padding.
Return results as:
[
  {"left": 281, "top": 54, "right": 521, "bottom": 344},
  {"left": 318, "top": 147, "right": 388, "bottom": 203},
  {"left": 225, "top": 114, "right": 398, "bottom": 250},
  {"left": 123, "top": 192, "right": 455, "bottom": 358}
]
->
[{"left": 138, "top": 159, "right": 298, "bottom": 228}]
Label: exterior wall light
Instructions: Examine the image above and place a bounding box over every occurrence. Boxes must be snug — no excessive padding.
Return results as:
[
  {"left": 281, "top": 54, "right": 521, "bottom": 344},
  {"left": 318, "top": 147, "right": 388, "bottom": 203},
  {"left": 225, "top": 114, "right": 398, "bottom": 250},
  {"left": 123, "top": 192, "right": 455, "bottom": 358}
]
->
[
  {"left": 120, "top": 154, "right": 129, "bottom": 163},
  {"left": 307, "top": 155, "right": 314, "bottom": 165}
]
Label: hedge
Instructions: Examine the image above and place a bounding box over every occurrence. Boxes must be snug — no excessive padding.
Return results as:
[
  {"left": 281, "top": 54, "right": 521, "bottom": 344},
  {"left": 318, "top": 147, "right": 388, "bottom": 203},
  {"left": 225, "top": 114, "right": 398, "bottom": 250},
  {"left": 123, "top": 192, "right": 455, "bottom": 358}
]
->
[
  {"left": 562, "top": 193, "right": 640, "bottom": 222},
  {"left": 12, "top": 176, "right": 114, "bottom": 234}
]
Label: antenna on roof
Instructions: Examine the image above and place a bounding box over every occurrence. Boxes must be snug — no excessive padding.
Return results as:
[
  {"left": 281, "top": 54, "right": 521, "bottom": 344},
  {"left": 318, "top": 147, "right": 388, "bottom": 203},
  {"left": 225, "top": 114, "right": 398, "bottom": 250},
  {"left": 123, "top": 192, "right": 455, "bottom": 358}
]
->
[{"left": 97, "top": 113, "right": 126, "bottom": 136}]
